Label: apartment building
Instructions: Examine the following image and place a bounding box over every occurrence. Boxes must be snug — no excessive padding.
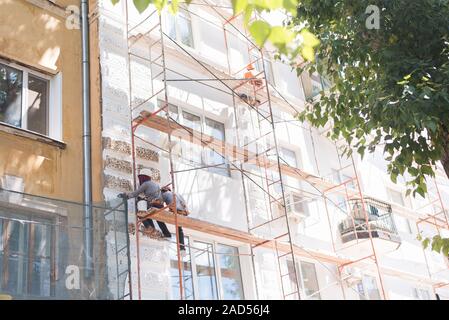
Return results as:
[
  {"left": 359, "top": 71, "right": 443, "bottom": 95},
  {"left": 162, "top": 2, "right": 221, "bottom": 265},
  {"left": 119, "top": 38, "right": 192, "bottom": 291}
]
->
[
  {"left": 88, "top": 0, "right": 449, "bottom": 300},
  {"left": 0, "top": 0, "right": 127, "bottom": 299},
  {"left": 1, "top": 0, "right": 448, "bottom": 301}
]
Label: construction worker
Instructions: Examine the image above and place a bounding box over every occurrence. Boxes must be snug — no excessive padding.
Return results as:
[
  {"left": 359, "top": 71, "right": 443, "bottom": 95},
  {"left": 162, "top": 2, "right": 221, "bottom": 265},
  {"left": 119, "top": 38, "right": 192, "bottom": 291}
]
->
[
  {"left": 118, "top": 169, "right": 171, "bottom": 240},
  {"left": 161, "top": 186, "right": 187, "bottom": 255}
]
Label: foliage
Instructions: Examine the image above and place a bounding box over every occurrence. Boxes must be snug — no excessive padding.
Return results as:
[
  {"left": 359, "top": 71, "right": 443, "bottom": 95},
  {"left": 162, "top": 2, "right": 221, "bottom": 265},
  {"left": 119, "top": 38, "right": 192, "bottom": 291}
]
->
[
  {"left": 417, "top": 233, "right": 449, "bottom": 257},
  {"left": 293, "top": 0, "right": 449, "bottom": 257},
  {"left": 296, "top": 0, "right": 449, "bottom": 197},
  {"left": 113, "top": 0, "right": 449, "bottom": 256},
  {"left": 111, "top": 0, "right": 319, "bottom": 60}
]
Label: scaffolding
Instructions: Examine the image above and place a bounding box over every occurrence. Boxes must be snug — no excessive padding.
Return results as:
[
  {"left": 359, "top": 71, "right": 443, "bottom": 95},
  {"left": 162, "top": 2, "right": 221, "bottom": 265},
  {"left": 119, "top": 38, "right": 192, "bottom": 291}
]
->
[
  {"left": 415, "top": 165, "right": 449, "bottom": 294},
  {"left": 122, "top": 0, "right": 449, "bottom": 300}
]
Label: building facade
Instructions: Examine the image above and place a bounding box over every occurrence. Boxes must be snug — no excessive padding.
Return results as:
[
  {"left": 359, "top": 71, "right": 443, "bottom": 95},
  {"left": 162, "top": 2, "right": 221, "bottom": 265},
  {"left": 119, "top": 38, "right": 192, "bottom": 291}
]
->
[
  {"left": 0, "top": 0, "right": 128, "bottom": 299},
  {"left": 1, "top": 0, "right": 448, "bottom": 300},
  {"left": 89, "top": 0, "right": 449, "bottom": 300}
]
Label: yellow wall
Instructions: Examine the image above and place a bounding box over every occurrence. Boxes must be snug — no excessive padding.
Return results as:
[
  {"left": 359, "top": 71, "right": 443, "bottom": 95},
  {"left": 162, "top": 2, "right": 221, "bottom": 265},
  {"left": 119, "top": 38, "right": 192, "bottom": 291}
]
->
[{"left": 0, "top": 0, "right": 84, "bottom": 202}]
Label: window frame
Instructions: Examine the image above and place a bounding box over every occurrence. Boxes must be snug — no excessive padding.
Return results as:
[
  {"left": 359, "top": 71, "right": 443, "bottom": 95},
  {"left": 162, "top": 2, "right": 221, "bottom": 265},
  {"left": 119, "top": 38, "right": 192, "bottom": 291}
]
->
[
  {"left": 169, "top": 235, "right": 245, "bottom": 300},
  {"left": 0, "top": 211, "right": 57, "bottom": 298},
  {"left": 287, "top": 259, "right": 321, "bottom": 300},
  {"left": 413, "top": 287, "right": 431, "bottom": 300},
  {"left": 164, "top": 7, "right": 195, "bottom": 48},
  {"left": 251, "top": 51, "right": 275, "bottom": 86},
  {"left": 162, "top": 100, "right": 231, "bottom": 177},
  {"left": 0, "top": 59, "right": 52, "bottom": 136},
  {"left": 278, "top": 145, "right": 299, "bottom": 169},
  {"left": 387, "top": 188, "right": 405, "bottom": 207}
]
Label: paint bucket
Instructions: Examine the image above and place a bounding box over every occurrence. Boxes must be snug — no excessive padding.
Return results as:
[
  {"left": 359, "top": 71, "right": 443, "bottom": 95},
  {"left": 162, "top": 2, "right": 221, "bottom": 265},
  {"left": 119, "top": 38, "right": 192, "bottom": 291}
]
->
[{"left": 137, "top": 200, "right": 148, "bottom": 212}]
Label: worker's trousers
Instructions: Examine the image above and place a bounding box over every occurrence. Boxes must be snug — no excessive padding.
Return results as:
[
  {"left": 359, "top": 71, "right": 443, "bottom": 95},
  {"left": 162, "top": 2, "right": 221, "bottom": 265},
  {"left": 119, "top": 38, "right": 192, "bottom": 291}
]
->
[{"left": 144, "top": 202, "right": 185, "bottom": 251}]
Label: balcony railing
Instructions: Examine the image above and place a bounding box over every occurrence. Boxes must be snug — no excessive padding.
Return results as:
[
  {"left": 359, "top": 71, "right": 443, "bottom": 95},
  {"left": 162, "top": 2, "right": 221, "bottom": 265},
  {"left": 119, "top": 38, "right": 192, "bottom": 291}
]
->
[
  {"left": 339, "top": 198, "right": 401, "bottom": 244},
  {"left": 0, "top": 188, "right": 131, "bottom": 300}
]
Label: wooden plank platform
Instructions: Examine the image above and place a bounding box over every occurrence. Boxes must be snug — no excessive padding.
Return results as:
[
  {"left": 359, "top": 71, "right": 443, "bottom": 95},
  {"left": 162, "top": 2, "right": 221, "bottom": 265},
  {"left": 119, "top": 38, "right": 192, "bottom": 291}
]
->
[
  {"left": 134, "top": 112, "right": 353, "bottom": 195},
  {"left": 147, "top": 210, "right": 351, "bottom": 265}
]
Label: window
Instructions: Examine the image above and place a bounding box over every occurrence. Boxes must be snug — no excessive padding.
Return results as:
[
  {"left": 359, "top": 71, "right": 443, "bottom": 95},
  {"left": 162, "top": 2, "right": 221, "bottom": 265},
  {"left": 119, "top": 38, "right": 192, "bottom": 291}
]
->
[
  {"left": 165, "top": 7, "right": 194, "bottom": 48},
  {"left": 363, "top": 275, "right": 381, "bottom": 300},
  {"left": 342, "top": 174, "right": 356, "bottom": 190},
  {"left": 300, "top": 261, "right": 321, "bottom": 299},
  {"left": 194, "top": 241, "right": 218, "bottom": 300},
  {"left": 169, "top": 238, "right": 244, "bottom": 300},
  {"left": 252, "top": 52, "right": 275, "bottom": 85},
  {"left": 162, "top": 101, "right": 230, "bottom": 177},
  {"left": 169, "top": 237, "right": 194, "bottom": 300},
  {"left": 413, "top": 288, "right": 431, "bottom": 300},
  {"left": 388, "top": 188, "right": 405, "bottom": 206},
  {"left": 352, "top": 276, "right": 381, "bottom": 300},
  {"left": 203, "top": 118, "right": 230, "bottom": 176},
  {"left": 216, "top": 244, "right": 244, "bottom": 300},
  {"left": 0, "top": 62, "right": 50, "bottom": 136},
  {"left": 0, "top": 214, "right": 54, "bottom": 297},
  {"left": 331, "top": 169, "right": 341, "bottom": 184},
  {"left": 279, "top": 147, "right": 298, "bottom": 168},
  {"left": 287, "top": 260, "right": 321, "bottom": 299},
  {"left": 394, "top": 215, "right": 413, "bottom": 234},
  {"left": 355, "top": 280, "right": 367, "bottom": 300}
]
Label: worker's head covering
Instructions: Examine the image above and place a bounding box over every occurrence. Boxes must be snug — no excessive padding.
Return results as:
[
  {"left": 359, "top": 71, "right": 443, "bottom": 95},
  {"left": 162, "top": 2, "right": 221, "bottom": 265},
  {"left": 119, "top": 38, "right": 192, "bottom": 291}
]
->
[
  {"left": 161, "top": 186, "right": 171, "bottom": 193},
  {"left": 138, "top": 168, "right": 152, "bottom": 185}
]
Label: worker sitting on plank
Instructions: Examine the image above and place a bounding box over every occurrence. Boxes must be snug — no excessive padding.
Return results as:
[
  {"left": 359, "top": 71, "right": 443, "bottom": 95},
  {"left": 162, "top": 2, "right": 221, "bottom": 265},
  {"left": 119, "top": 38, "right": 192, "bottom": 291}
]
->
[
  {"left": 118, "top": 168, "right": 171, "bottom": 241},
  {"left": 161, "top": 186, "right": 188, "bottom": 256}
]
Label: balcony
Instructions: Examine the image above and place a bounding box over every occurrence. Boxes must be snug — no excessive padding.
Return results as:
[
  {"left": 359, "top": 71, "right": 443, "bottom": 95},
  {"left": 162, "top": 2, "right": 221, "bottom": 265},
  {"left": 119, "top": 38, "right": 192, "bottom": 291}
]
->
[
  {"left": 338, "top": 198, "right": 401, "bottom": 257},
  {"left": 0, "top": 188, "right": 130, "bottom": 300}
]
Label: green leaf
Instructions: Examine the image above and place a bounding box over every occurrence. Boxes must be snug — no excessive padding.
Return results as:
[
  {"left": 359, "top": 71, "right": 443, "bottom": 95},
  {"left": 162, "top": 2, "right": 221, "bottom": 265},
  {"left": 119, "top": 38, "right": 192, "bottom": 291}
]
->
[
  {"left": 111, "top": 0, "right": 120, "bottom": 5},
  {"left": 301, "top": 46, "right": 315, "bottom": 62},
  {"left": 133, "top": 0, "right": 151, "bottom": 13},
  {"left": 300, "top": 29, "right": 320, "bottom": 48},
  {"left": 269, "top": 26, "right": 294, "bottom": 53},
  {"left": 253, "top": 0, "right": 283, "bottom": 10},
  {"left": 283, "top": 0, "right": 298, "bottom": 16},
  {"left": 154, "top": 0, "right": 167, "bottom": 12},
  {"left": 249, "top": 20, "right": 271, "bottom": 47},
  {"left": 232, "top": 0, "right": 247, "bottom": 15},
  {"left": 168, "top": 0, "right": 179, "bottom": 14},
  {"left": 422, "top": 238, "right": 430, "bottom": 250}
]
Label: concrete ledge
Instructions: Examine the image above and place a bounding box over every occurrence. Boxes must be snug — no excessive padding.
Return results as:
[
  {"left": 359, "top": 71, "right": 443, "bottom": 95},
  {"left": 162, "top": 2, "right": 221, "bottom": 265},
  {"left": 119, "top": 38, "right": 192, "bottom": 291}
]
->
[{"left": 0, "top": 123, "right": 66, "bottom": 149}]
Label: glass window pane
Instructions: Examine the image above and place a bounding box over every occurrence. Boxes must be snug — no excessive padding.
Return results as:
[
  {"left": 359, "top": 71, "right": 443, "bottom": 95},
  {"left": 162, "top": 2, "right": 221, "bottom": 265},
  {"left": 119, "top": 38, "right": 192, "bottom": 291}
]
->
[
  {"left": 193, "top": 241, "right": 218, "bottom": 300},
  {"left": 388, "top": 189, "right": 404, "bottom": 206},
  {"left": 263, "top": 59, "right": 274, "bottom": 85},
  {"left": 165, "top": 13, "right": 177, "bottom": 41},
  {"left": 0, "top": 215, "right": 54, "bottom": 298},
  {"left": 27, "top": 75, "right": 48, "bottom": 135},
  {"left": 170, "top": 236, "right": 194, "bottom": 300},
  {"left": 0, "top": 63, "right": 23, "bottom": 128},
  {"left": 204, "top": 118, "right": 229, "bottom": 176},
  {"left": 204, "top": 117, "right": 224, "bottom": 140},
  {"left": 363, "top": 275, "right": 381, "bottom": 300},
  {"left": 280, "top": 147, "right": 298, "bottom": 168},
  {"left": 355, "top": 281, "right": 366, "bottom": 300},
  {"left": 217, "top": 244, "right": 244, "bottom": 300},
  {"left": 168, "top": 104, "right": 179, "bottom": 122},
  {"left": 33, "top": 224, "right": 51, "bottom": 258},
  {"left": 182, "top": 111, "right": 201, "bottom": 131},
  {"left": 300, "top": 261, "right": 321, "bottom": 299},
  {"left": 157, "top": 99, "right": 179, "bottom": 122},
  {"left": 3, "top": 220, "right": 29, "bottom": 296},
  {"left": 30, "top": 257, "right": 51, "bottom": 296},
  {"left": 178, "top": 11, "right": 193, "bottom": 47}
]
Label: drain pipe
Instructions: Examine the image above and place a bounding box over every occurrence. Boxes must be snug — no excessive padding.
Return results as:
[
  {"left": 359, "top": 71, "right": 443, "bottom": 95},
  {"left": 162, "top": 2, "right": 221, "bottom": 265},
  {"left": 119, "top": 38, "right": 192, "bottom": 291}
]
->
[{"left": 81, "top": 0, "right": 93, "bottom": 279}]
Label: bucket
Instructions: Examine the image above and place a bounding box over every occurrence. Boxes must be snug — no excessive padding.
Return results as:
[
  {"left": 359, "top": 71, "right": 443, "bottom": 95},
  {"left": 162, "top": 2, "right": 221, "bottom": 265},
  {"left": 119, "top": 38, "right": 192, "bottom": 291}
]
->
[{"left": 137, "top": 200, "right": 148, "bottom": 212}]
